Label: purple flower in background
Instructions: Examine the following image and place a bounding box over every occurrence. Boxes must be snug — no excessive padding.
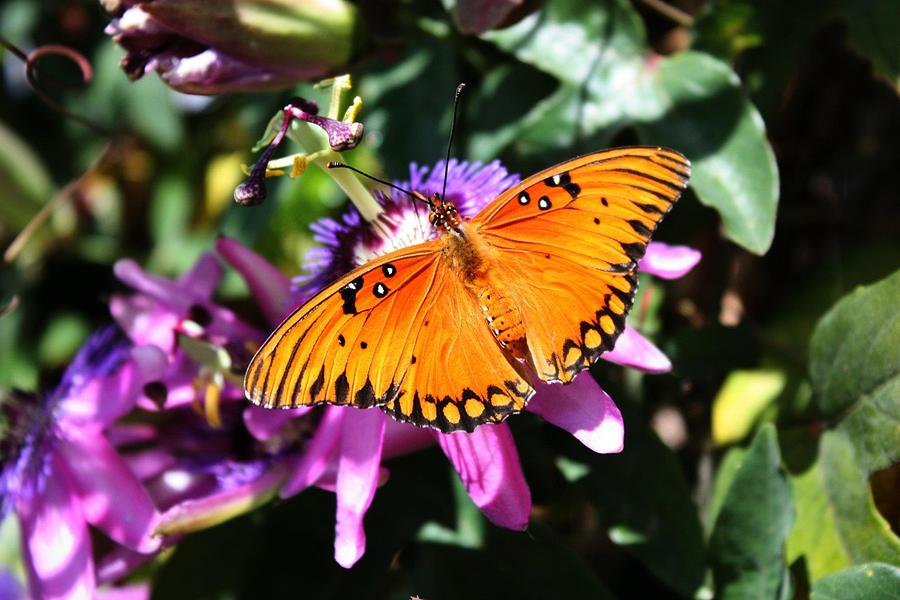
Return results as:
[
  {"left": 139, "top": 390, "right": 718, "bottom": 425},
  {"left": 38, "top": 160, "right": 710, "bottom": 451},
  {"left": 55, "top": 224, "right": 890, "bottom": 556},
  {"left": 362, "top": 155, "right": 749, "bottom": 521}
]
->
[
  {"left": 0, "top": 327, "right": 166, "bottom": 599},
  {"left": 231, "top": 158, "right": 701, "bottom": 568},
  {"left": 107, "top": 251, "right": 303, "bottom": 547},
  {"left": 102, "top": 0, "right": 359, "bottom": 94}
]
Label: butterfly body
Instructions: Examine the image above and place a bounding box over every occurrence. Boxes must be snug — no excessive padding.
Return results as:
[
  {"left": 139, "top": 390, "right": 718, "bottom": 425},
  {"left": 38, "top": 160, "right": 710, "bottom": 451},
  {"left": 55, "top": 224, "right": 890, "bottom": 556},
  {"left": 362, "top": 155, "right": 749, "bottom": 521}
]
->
[{"left": 245, "top": 147, "right": 691, "bottom": 433}]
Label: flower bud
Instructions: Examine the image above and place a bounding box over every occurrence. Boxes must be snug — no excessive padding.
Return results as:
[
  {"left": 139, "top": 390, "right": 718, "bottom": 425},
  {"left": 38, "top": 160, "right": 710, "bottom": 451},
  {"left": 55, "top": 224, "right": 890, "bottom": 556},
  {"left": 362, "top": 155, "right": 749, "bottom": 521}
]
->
[{"left": 105, "top": 0, "right": 359, "bottom": 94}]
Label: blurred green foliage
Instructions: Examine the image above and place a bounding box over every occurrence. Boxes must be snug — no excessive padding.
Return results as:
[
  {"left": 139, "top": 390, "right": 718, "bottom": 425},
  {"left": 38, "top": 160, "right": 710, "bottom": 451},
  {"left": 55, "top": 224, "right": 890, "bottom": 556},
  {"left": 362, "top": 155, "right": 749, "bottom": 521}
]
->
[{"left": 1, "top": 0, "right": 898, "bottom": 598}]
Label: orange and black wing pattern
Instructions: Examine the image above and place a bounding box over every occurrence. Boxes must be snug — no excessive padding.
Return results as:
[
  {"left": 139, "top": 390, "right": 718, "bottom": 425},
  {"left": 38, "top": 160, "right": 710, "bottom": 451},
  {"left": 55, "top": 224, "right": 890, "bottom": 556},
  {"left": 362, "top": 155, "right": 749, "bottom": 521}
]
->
[
  {"left": 473, "top": 146, "right": 691, "bottom": 382},
  {"left": 244, "top": 243, "right": 533, "bottom": 433}
]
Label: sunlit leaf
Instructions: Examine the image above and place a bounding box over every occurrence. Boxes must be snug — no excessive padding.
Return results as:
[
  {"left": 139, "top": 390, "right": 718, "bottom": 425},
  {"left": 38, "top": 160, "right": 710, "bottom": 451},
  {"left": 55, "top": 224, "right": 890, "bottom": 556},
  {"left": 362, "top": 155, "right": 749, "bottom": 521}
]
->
[{"left": 810, "top": 563, "right": 900, "bottom": 600}]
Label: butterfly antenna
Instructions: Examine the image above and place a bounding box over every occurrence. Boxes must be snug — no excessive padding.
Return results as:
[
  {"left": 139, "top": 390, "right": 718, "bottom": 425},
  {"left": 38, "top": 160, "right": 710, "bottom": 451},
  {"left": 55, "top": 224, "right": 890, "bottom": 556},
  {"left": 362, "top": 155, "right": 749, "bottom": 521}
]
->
[
  {"left": 327, "top": 162, "right": 431, "bottom": 207},
  {"left": 440, "top": 83, "right": 466, "bottom": 206}
]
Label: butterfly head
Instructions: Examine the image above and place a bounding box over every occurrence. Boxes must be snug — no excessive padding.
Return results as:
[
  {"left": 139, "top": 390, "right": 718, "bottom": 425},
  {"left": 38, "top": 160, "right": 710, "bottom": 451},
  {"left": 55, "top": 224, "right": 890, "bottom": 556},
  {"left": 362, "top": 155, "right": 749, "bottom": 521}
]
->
[{"left": 428, "top": 194, "right": 462, "bottom": 234}]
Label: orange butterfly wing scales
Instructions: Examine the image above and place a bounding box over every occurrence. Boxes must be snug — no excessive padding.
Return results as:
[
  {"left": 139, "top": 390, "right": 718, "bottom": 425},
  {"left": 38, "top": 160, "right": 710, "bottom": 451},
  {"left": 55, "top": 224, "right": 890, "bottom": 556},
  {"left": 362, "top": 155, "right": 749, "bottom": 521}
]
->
[
  {"left": 473, "top": 146, "right": 691, "bottom": 383},
  {"left": 243, "top": 245, "right": 533, "bottom": 433},
  {"left": 244, "top": 146, "right": 690, "bottom": 433}
]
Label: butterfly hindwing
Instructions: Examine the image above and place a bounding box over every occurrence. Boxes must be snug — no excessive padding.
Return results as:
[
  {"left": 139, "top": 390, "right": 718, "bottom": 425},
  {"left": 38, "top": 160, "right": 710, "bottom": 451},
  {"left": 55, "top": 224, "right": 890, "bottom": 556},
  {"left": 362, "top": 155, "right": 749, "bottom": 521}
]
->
[
  {"left": 244, "top": 243, "right": 533, "bottom": 433},
  {"left": 473, "top": 146, "right": 690, "bottom": 382}
]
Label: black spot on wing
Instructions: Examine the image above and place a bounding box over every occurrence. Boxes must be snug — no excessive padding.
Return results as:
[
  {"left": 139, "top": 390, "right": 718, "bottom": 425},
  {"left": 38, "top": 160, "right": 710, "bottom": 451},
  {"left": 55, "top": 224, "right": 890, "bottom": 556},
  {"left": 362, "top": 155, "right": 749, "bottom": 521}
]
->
[
  {"left": 340, "top": 276, "right": 364, "bottom": 315},
  {"left": 334, "top": 372, "right": 350, "bottom": 404},
  {"left": 309, "top": 366, "right": 325, "bottom": 402},
  {"left": 628, "top": 219, "right": 653, "bottom": 237},
  {"left": 621, "top": 242, "right": 646, "bottom": 262}
]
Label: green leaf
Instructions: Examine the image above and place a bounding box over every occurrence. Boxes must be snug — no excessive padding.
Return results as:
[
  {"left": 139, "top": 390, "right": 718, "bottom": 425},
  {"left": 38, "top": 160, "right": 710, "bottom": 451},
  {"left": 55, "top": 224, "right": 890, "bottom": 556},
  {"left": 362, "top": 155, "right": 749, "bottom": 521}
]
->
[
  {"left": 840, "top": 1, "right": 900, "bottom": 89},
  {"left": 786, "top": 270, "right": 900, "bottom": 581},
  {"left": 576, "top": 399, "right": 705, "bottom": 597},
  {"left": 635, "top": 52, "right": 780, "bottom": 254},
  {"left": 709, "top": 424, "right": 793, "bottom": 600},
  {"left": 811, "top": 563, "right": 900, "bottom": 600},
  {"left": 0, "top": 121, "right": 55, "bottom": 231},
  {"left": 809, "top": 269, "right": 900, "bottom": 417},
  {"left": 482, "top": 0, "right": 779, "bottom": 254}
]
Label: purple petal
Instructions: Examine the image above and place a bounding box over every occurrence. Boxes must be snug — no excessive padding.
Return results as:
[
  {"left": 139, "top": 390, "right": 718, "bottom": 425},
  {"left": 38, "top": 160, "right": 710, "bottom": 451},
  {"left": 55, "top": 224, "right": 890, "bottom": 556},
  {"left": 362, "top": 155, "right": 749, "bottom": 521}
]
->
[
  {"left": 153, "top": 461, "right": 287, "bottom": 536},
  {"left": 58, "top": 346, "right": 167, "bottom": 426},
  {"left": 527, "top": 373, "right": 625, "bottom": 454},
  {"left": 20, "top": 451, "right": 95, "bottom": 600},
  {"left": 602, "top": 326, "right": 672, "bottom": 373},
  {"left": 243, "top": 405, "right": 311, "bottom": 442},
  {"left": 437, "top": 423, "right": 531, "bottom": 530},
  {"left": 334, "top": 410, "right": 386, "bottom": 568},
  {"left": 216, "top": 237, "right": 292, "bottom": 326},
  {"left": 381, "top": 418, "right": 436, "bottom": 459},
  {"left": 56, "top": 432, "right": 160, "bottom": 553},
  {"left": 0, "top": 570, "right": 24, "bottom": 600},
  {"left": 280, "top": 407, "right": 343, "bottom": 497},
  {"left": 106, "top": 423, "right": 158, "bottom": 447},
  {"left": 639, "top": 242, "right": 701, "bottom": 280}
]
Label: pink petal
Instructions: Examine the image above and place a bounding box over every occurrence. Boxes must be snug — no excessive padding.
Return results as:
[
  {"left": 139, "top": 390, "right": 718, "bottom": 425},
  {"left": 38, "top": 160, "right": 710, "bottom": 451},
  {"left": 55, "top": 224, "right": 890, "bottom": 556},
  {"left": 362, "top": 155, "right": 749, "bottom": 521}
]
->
[
  {"left": 602, "top": 326, "right": 672, "bottom": 373},
  {"left": 20, "top": 451, "right": 95, "bottom": 600},
  {"left": 177, "top": 253, "right": 222, "bottom": 298},
  {"left": 639, "top": 242, "right": 701, "bottom": 279},
  {"left": 56, "top": 432, "right": 160, "bottom": 553},
  {"left": 95, "top": 547, "right": 154, "bottom": 586},
  {"left": 527, "top": 373, "right": 625, "bottom": 454},
  {"left": 58, "top": 346, "right": 168, "bottom": 426},
  {"left": 109, "top": 294, "right": 178, "bottom": 351},
  {"left": 215, "top": 236, "right": 292, "bottom": 325},
  {"left": 280, "top": 407, "right": 343, "bottom": 497},
  {"left": 437, "top": 423, "right": 531, "bottom": 530},
  {"left": 124, "top": 447, "right": 176, "bottom": 481},
  {"left": 334, "top": 410, "right": 386, "bottom": 568},
  {"left": 114, "top": 260, "right": 194, "bottom": 315},
  {"left": 382, "top": 418, "right": 436, "bottom": 459},
  {"left": 243, "top": 405, "right": 311, "bottom": 441}
]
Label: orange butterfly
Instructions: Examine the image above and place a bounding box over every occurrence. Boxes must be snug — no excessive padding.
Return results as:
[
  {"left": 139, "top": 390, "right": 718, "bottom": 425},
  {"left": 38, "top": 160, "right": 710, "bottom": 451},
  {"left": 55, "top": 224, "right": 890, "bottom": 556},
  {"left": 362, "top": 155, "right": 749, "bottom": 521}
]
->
[{"left": 244, "top": 147, "right": 690, "bottom": 433}]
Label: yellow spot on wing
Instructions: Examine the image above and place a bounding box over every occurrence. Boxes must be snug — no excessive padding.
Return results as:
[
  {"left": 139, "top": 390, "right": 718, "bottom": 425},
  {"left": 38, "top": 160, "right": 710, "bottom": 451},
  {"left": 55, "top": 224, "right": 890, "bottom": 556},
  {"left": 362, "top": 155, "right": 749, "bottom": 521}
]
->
[
  {"left": 464, "top": 398, "right": 485, "bottom": 418},
  {"left": 421, "top": 397, "right": 437, "bottom": 422},
  {"left": 564, "top": 346, "right": 583, "bottom": 367},
  {"left": 584, "top": 328, "right": 603, "bottom": 349},
  {"left": 490, "top": 391, "right": 512, "bottom": 407},
  {"left": 442, "top": 403, "right": 461, "bottom": 424},
  {"left": 599, "top": 315, "right": 616, "bottom": 335}
]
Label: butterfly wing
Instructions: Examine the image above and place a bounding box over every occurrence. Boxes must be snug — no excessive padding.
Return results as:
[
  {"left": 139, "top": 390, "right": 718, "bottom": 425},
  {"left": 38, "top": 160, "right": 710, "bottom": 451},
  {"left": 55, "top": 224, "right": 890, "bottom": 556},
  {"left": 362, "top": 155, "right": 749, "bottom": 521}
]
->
[
  {"left": 472, "top": 146, "right": 691, "bottom": 382},
  {"left": 244, "top": 243, "right": 533, "bottom": 433}
]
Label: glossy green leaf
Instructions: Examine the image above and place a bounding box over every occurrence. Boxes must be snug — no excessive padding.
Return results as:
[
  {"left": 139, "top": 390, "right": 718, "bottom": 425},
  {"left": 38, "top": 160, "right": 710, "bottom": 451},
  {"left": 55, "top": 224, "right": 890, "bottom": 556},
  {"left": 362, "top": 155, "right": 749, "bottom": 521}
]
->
[
  {"left": 809, "top": 269, "right": 900, "bottom": 417},
  {"left": 483, "top": 0, "right": 779, "bottom": 254},
  {"left": 709, "top": 424, "right": 793, "bottom": 599},
  {"left": 811, "top": 563, "right": 900, "bottom": 600},
  {"left": 635, "top": 52, "right": 779, "bottom": 254},
  {"left": 576, "top": 399, "right": 705, "bottom": 597}
]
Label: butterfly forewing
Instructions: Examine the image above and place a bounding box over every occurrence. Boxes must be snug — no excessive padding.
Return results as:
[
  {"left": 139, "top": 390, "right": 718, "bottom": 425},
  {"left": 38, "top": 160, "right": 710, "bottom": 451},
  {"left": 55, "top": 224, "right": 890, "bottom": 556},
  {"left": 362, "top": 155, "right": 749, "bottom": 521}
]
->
[
  {"left": 474, "top": 146, "right": 691, "bottom": 382},
  {"left": 244, "top": 244, "right": 534, "bottom": 433}
]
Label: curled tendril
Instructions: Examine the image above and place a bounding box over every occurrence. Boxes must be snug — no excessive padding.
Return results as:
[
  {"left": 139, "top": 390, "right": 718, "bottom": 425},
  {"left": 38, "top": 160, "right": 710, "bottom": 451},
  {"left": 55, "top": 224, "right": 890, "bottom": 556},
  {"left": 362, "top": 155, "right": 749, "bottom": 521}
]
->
[{"left": 0, "top": 37, "right": 109, "bottom": 136}]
